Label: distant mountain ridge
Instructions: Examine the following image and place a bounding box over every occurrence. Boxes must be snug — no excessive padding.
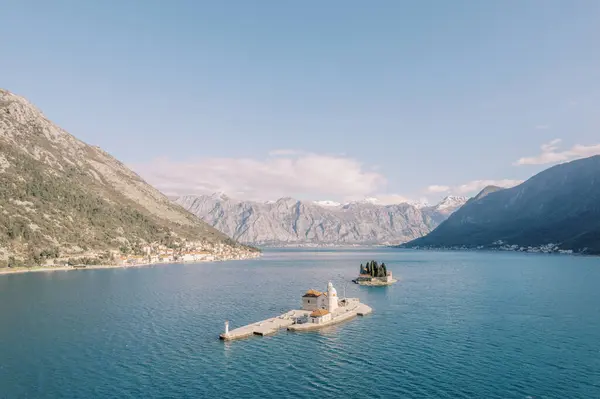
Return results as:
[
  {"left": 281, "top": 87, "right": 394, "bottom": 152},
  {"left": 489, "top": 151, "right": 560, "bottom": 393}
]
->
[
  {"left": 403, "top": 156, "right": 600, "bottom": 254},
  {"left": 174, "top": 194, "right": 467, "bottom": 246},
  {"left": 0, "top": 89, "right": 257, "bottom": 267}
]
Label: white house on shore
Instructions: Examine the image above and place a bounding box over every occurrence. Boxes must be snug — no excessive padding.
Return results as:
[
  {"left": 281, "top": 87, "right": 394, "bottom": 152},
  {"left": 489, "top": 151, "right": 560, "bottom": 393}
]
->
[
  {"left": 180, "top": 251, "right": 215, "bottom": 262},
  {"left": 309, "top": 309, "right": 332, "bottom": 324},
  {"left": 301, "top": 282, "right": 339, "bottom": 324}
]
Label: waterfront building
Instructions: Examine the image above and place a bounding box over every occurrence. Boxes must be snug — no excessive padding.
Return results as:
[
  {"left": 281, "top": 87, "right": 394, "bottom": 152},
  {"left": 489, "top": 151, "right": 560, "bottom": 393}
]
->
[
  {"left": 309, "top": 309, "right": 331, "bottom": 324},
  {"left": 301, "top": 281, "right": 339, "bottom": 313}
]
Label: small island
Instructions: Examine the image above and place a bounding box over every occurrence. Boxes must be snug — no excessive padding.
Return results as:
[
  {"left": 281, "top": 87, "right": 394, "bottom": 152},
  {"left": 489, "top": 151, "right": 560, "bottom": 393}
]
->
[
  {"left": 352, "top": 260, "right": 397, "bottom": 286},
  {"left": 220, "top": 281, "right": 372, "bottom": 341}
]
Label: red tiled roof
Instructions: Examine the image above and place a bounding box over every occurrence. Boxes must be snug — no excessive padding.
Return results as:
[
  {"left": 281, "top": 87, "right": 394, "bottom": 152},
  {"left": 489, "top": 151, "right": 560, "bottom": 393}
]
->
[
  {"left": 302, "top": 289, "right": 323, "bottom": 297},
  {"left": 310, "top": 309, "right": 330, "bottom": 317}
]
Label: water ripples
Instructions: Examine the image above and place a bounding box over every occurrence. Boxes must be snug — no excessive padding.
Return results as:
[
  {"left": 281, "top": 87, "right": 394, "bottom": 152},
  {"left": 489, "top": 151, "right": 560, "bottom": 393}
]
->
[{"left": 1, "top": 249, "right": 600, "bottom": 398}]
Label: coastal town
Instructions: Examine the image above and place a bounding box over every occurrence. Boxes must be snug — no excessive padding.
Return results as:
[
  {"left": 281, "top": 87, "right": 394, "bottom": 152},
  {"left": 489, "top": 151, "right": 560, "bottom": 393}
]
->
[
  {"left": 114, "top": 241, "right": 260, "bottom": 267},
  {"left": 1, "top": 240, "right": 261, "bottom": 273},
  {"left": 409, "top": 241, "right": 576, "bottom": 255}
]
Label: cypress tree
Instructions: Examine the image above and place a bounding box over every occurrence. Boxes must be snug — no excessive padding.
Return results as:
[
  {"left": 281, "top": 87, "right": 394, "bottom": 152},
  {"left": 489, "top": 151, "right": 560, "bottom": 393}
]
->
[{"left": 381, "top": 263, "right": 387, "bottom": 276}]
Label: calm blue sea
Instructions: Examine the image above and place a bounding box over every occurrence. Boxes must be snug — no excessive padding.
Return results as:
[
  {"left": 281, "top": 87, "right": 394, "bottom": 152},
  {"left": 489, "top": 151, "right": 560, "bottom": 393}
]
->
[{"left": 1, "top": 248, "right": 599, "bottom": 398}]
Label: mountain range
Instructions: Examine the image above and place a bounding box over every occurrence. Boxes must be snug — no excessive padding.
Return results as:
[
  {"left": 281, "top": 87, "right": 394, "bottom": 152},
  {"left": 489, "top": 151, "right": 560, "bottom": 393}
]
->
[
  {"left": 404, "top": 155, "right": 600, "bottom": 254},
  {"left": 174, "top": 194, "right": 468, "bottom": 246},
  {"left": 0, "top": 89, "right": 257, "bottom": 267}
]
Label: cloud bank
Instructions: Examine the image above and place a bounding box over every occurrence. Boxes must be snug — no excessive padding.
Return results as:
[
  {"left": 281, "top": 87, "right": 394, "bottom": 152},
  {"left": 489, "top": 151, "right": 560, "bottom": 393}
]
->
[
  {"left": 426, "top": 179, "right": 523, "bottom": 195},
  {"left": 515, "top": 139, "right": 600, "bottom": 166},
  {"left": 132, "top": 151, "right": 387, "bottom": 202},
  {"left": 134, "top": 147, "right": 537, "bottom": 204},
  {"left": 426, "top": 185, "right": 451, "bottom": 193}
]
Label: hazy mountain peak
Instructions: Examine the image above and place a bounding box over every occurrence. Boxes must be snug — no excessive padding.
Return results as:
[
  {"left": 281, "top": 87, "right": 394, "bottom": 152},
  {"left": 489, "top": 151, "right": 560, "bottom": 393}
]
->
[
  {"left": 209, "top": 192, "right": 230, "bottom": 201},
  {"left": 0, "top": 89, "right": 257, "bottom": 264},
  {"left": 406, "top": 199, "right": 431, "bottom": 209},
  {"left": 405, "top": 155, "right": 600, "bottom": 254},
  {"left": 313, "top": 200, "right": 341, "bottom": 207},
  {"left": 435, "top": 195, "right": 468, "bottom": 210},
  {"left": 175, "top": 193, "right": 468, "bottom": 246},
  {"left": 474, "top": 185, "right": 505, "bottom": 200}
]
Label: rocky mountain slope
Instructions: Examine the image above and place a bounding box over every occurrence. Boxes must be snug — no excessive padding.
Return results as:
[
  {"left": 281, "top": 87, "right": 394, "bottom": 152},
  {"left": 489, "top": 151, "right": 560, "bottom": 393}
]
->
[
  {"left": 403, "top": 156, "right": 600, "bottom": 254},
  {"left": 0, "top": 89, "right": 258, "bottom": 267},
  {"left": 174, "top": 194, "right": 467, "bottom": 246}
]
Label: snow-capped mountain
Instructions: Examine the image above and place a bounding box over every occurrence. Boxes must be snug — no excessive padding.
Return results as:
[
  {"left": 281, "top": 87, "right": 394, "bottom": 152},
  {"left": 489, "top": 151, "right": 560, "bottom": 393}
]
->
[
  {"left": 430, "top": 196, "right": 469, "bottom": 214},
  {"left": 406, "top": 200, "right": 431, "bottom": 209},
  {"left": 174, "top": 194, "right": 468, "bottom": 246},
  {"left": 312, "top": 197, "right": 430, "bottom": 209},
  {"left": 313, "top": 200, "right": 342, "bottom": 207}
]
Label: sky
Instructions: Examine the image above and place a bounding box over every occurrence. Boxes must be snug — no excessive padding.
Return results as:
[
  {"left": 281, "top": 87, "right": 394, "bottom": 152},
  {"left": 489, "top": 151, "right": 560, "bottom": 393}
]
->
[{"left": 2, "top": 1, "right": 600, "bottom": 204}]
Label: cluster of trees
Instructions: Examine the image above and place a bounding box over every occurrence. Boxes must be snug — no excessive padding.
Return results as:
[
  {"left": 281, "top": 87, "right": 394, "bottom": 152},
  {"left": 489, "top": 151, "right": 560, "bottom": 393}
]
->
[
  {"left": 0, "top": 144, "right": 176, "bottom": 267},
  {"left": 359, "top": 260, "right": 387, "bottom": 278},
  {"left": 0, "top": 132, "right": 258, "bottom": 269}
]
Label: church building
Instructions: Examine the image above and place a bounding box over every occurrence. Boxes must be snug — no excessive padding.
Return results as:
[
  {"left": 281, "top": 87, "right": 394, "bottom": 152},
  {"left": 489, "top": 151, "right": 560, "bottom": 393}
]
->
[{"left": 301, "top": 282, "right": 339, "bottom": 323}]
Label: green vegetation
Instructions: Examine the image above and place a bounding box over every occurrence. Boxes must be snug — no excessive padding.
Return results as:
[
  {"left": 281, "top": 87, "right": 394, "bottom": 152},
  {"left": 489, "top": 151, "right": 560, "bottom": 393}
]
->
[
  {"left": 359, "top": 260, "right": 387, "bottom": 278},
  {"left": 404, "top": 156, "right": 600, "bottom": 255},
  {"left": 0, "top": 143, "right": 177, "bottom": 266},
  {"left": 0, "top": 90, "right": 258, "bottom": 268}
]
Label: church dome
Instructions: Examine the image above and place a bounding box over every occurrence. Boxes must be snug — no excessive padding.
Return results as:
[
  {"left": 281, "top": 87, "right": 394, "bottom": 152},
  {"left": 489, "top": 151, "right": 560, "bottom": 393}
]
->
[{"left": 327, "top": 282, "right": 337, "bottom": 297}]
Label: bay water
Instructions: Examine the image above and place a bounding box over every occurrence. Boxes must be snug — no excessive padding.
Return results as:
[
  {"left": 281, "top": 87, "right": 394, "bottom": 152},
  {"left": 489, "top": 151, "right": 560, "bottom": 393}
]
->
[{"left": 1, "top": 249, "right": 599, "bottom": 398}]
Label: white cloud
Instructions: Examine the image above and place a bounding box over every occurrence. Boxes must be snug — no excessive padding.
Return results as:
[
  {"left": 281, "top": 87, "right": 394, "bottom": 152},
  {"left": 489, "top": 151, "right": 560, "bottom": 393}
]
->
[
  {"left": 535, "top": 124, "right": 550, "bottom": 130},
  {"left": 515, "top": 139, "right": 600, "bottom": 166},
  {"left": 453, "top": 179, "right": 523, "bottom": 194},
  {"left": 425, "top": 179, "right": 522, "bottom": 197},
  {"left": 132, "top": 151, "right": 387, "bottom": 202},
  {"left": 427, "top": 185, "right": 450, "bottom": 193},
  {"left": 268, "top": 149, "right": 303, "bottom": 156}
]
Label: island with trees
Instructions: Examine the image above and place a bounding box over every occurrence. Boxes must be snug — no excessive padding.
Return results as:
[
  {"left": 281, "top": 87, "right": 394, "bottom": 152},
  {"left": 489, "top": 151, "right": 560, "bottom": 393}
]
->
[{"left": 352, "top": 260, "right": 397, "bottom": 286}]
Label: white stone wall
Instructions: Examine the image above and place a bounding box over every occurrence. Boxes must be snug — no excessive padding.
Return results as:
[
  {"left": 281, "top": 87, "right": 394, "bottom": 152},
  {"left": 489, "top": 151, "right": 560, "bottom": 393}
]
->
[
  {"left": 310, "top": 313, "right": 332, "bottom": 324},
  {"left": 302, "top": 297, "right": 319, "bottom": 311},
  {"left": 317, "top": 295, "right": 328, "bottom": 309}
]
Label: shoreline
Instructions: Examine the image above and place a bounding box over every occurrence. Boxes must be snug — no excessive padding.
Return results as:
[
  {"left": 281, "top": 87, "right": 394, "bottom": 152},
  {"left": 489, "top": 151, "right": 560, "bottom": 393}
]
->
[
  {"left": 355, "top": 278, "right": 398, "bottom": 286},
  {"left": 0, "top": 254, "right": 261, "bottom": 276},
  {"left": 394, "top": 246, "right": 599, "bottom": 256}
]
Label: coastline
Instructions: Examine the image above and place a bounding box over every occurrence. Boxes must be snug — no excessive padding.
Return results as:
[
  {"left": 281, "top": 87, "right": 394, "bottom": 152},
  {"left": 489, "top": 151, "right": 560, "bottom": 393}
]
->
[
  {"left": 356, "top": 278, "right": 398, "bottom": 286},
  {"left": 394, "top": 246, "right": 598, "bottom": 256},
  {"left": 0, "top": 254, "right": 261, "bottom": 276},
  {"left": 0, "top": 263, "right": 153, "bottom": 276}
]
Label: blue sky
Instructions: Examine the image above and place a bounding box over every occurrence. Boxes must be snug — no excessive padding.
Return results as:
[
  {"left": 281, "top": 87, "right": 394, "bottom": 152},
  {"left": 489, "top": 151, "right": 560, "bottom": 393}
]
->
[{"left": 2, "top": 1, "right": 599, "bottom": 203}]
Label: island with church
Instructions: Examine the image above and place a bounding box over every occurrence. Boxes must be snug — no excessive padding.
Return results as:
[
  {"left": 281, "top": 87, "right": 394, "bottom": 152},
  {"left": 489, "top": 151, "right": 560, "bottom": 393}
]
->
[
  {"left": 219, "top": 281, "right": 372, "bottom": 341},
  {"left": 352, "top": 260, "right": 397, "bottom": 286}
]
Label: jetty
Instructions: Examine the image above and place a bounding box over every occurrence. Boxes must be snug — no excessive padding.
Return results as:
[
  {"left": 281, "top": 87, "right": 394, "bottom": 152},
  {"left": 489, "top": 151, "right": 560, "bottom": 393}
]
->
[
  {"left": 220, "top": 310, "right": 310, "bottom": 340},
  {"left": 220, "top": 282, "right": 372, "bottom": 341}
]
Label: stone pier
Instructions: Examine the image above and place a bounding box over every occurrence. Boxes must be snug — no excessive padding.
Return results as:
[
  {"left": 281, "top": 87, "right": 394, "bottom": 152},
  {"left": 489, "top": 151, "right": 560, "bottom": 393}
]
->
[{"left": 219, "top": 302, "right": 372, "bottom": 341}]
